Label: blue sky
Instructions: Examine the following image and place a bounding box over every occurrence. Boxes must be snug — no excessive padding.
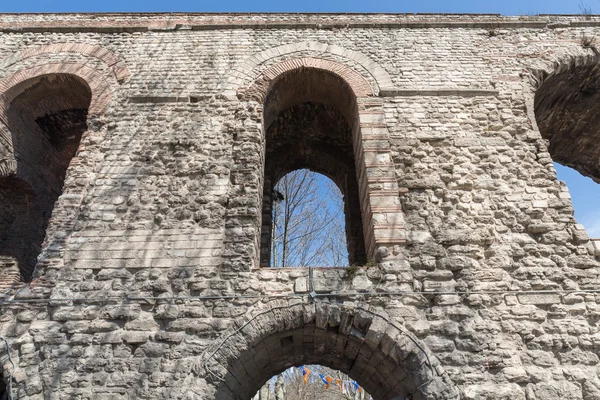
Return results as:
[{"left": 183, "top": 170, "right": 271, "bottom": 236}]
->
[
  {"left": 555, "top": 164, "right": 600, "bottom": 237},
  {"left": 2, "top": 0, "right": 599, "bottom": 238},
  {"left": 0, "top": 0, "right": 593, "bottom": 14}
]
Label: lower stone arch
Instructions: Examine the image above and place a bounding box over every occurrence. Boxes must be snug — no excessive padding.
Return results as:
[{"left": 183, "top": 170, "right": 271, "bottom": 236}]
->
[{"left": 200, "top": 299, "right": 458, "bottom": 400}]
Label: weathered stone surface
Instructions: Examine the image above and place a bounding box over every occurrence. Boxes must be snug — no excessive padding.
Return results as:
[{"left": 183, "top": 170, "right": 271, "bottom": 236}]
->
[{"left": 0, "top": 12, "right": 598, "bottom": 400}]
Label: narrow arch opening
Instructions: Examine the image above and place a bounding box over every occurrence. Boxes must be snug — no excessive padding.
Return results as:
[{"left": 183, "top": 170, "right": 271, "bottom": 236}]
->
[
  {"left": 0, "top": 73, "right": 91, "bottom": 283},
  {"left": 260, "top": 68, "right": 367, "bottom": 268},
  {"left": 270, "top": 169, "right": 349, "bottom": 268},
  {"left": 252, "top": 365, "right": 372, "bottom": 399}
]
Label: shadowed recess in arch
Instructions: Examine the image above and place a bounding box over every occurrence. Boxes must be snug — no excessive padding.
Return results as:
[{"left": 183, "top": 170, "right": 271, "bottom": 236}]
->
[
  {"left": 0, "top": 73, "right": 91, "bottom": 284},
  {"left": 534, "top": 59, "right": 600, "bottom": 245},
  {"left": 260, "top": 67, "right": 367, "bottom": 268}
]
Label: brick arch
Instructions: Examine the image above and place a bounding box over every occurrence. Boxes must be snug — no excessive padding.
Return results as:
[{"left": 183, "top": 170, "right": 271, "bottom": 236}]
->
[
  {"left": 224, "top": 41, "right": 394, "bottom": 98},
  {"left": 0, "top": 158, "right": 16, "bottom": 177},
  {"left": 200, "top": 299, "right": 459, "bottom": 400},
  {"left": 237, "top": 57, "right": 374, "bottom": 102},
  {"left": 0, "top": 43, "right": 131, "bottom": 83},
  {"left": 0, "top": 62, "right": 114, "bottom": 178},
  {"left": 240, "top": 58, "right": 407, "bottom": 264},
  {"left": 527, "top": 53, "right": 598, "bottom": 91},
  {"left": 0, "top": 62, "right": 114, "bottom": 119}
]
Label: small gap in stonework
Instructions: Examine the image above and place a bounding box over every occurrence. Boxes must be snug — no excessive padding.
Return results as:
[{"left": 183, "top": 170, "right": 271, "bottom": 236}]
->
[
  {"left": 0, "top": 369, "right": 6, "bottom": 400},
  {"left": 280, "top": 335, "right": 294, "bottom": 348},
  {"left": 128, "top": 96, "right": 192, "bottom": 104},
  {"left": 326, "top": 324, "right": 340, "bottom": 334},
  {"left": 350, "top": 326, "right": 366, "bottom": 339}
]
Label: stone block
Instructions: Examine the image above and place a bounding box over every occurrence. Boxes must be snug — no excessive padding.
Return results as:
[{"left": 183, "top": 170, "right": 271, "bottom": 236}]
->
[{"left": 518, "top": 293, "right": 561, "bottom": 305}]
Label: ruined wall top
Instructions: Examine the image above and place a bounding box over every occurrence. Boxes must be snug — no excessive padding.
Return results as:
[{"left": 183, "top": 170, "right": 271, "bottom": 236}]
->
[{"left": 2, "top": 12, "right": 600, "bottom": 31}]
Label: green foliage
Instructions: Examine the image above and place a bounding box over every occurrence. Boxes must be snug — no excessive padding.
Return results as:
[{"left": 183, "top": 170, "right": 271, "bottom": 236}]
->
[{"left": 364, "top": 259, "right": 378, "bottom": 267}]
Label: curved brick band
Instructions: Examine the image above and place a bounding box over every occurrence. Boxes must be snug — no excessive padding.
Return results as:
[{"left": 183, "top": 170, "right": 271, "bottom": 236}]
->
[
  {"left": 0, "top": 158, "right": 17, "bottom": 178},
  {"left": 226, "top": 41, "right": 394, "bottom": 97},
  {"left": 0, "top": 62, "right": 114, "bottom": 119},
  {"left": 0, "top": 43, "right": 131, "bottom": 83},
  {"left": 238, "top": 57, "right": 374, "bottom": 102}
]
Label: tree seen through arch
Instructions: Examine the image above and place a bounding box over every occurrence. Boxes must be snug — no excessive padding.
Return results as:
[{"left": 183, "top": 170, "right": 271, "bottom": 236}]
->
[{"left": 270, "top": 169, "right": 349, "bottom": 268}]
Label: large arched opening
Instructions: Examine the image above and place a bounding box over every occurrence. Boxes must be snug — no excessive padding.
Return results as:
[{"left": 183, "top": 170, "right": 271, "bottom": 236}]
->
[
  {"left": 260, "top": 67, "right": 367, "bottom": 268},
  {"left": 534, "top": 59, "right": 600, "bottom": 183},
  {"left": 202, "top": 300, "right": 458, "bottom": 400},
  {"left": 0, "top": 73, "right": 91, "bottom": 283},
  {"left": 534, "top": 59, "right": 600, "bottom": 249}
]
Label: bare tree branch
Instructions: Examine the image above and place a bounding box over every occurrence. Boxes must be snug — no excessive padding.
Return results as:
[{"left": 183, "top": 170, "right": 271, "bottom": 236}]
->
[{"left": 271, "top": 169, "right": 349, "bottom": 268}]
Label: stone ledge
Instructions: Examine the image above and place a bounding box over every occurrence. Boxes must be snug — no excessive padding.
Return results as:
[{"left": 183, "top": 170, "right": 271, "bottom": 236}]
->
[
  {"left": 128, "top": 96, "right": 199, "bottom": 104},
  {"left": 380, "top": 88, "right": 500, "bottom": 97},
  {"left": 4, "top": 19, "right": 600, "bottom": 33}
]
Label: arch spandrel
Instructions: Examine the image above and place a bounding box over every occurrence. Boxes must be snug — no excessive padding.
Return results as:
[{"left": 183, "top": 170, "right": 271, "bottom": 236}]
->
[
  {"left": 200, "top": 299, "right": 459, "bottom": 400},
  {"left": 0, "top": 42, "right": 131, "bottom": 84}
]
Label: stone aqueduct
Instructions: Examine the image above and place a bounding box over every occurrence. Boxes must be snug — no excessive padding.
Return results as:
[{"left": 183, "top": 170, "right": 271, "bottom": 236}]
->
[{"left": 0, "top": 12, "right": 600, "bottom": 400}]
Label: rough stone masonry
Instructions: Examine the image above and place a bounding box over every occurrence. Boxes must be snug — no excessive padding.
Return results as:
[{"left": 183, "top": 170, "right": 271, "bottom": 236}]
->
[{"left": 1, "top": 12, "right": 600, "bottom": 400}]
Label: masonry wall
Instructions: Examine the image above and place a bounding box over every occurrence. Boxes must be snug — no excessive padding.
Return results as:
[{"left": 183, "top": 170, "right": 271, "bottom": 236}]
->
[{"left": 0, "top": 13, "right": 599, "bottom": 400}]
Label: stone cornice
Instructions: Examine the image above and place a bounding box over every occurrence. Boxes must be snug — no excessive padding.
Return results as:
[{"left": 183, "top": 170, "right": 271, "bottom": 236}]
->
[{"left": 0, "top": 13, "right": 600, "bottom": 32}]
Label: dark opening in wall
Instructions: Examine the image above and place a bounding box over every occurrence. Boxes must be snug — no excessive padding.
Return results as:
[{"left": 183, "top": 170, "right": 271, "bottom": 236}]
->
[
  {"left": 0, "top": 74, "right": 91, "bottom": 283},
  {"left": 534, "top": 61, "right": 600, "bottom": 183},
  {"left": 0, "top": 177, "right": 41, "bottom": 284},
  {"left": 0, "top": 368, "right": 6, "bottom": 400},
  {"left": 534, "top": 61, "right": 600, "bottom": 248},
  {"left": 260, "top": 68, "right": 367, "bottom": 267}
]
